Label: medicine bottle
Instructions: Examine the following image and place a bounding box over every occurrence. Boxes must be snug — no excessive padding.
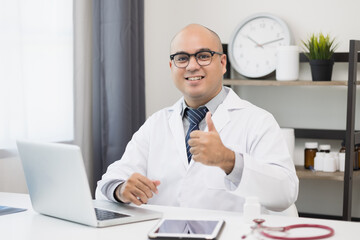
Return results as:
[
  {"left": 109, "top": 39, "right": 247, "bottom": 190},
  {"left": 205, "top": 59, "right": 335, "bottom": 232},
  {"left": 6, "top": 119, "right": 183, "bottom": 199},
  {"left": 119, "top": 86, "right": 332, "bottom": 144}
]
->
[
  {"left": 319, "top": 144, "right": 331, "bottom": 153},
  {"left": 323, "top": 153, "right": 336, "bottom": 172},
  {"left": 357, "top": 144, "right": 360, "bottom": 171},
  {"left": 304, "top": 142, "right": 318, "bottom": 169},
  {"left": 339, "top": 141, "right": 346, "bottom": 153},
  {"left": 243, "top": 196, "right": 261, "bottom": 224},
  {"left": 314, "top": 152, "right": 325, "bottom": 171},
  {"left": 339, "top": 152, "right": 345, "bottom": 172},
  {"left": 354, "top": 144, "right": 360, "bottom": 170},
  {"left": 339, "top": 142, "right": 360, "bottom": 170}
]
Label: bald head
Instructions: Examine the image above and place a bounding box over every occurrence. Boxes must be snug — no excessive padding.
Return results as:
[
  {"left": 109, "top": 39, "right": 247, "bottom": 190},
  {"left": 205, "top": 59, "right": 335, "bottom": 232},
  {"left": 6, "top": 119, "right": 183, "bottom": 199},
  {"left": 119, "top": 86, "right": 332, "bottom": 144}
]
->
[
  {"left": 168, "top": 24, "right": 227, "bottom": 108},
  {"left": 170, "top": 24, "right": 223, "bottom": 53}
]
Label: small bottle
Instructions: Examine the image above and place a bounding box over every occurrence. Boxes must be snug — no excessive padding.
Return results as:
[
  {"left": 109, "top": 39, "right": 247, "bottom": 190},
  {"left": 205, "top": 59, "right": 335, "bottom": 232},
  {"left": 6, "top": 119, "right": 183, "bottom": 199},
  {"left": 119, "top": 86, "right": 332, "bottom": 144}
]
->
[
  {"left": 304, "top": 142, "right": 318, "bottom": 169},
  {"left": 339, "top": 152, "right": 345, "bottom": 172},
  {"left": 354, "top": 144, "right": 359, "bottom": 170},
  {"left": 243, "top": 196, "right": 261, "bottom": 224},
  {"left": 323, "top": 153, "right": 336, "bottom": 172},
  {"left": 314, "top": 152, "right": 325, "bottom": 171},
  {"left": 339, "top": 143, "right": 360, "bottom": 170},
  {"left": 339, "top": 140, "right": 346, "bottom": 153},
  {"left": 330, "top": 152, "right": 339, "bottom": 171},
  {"left": 319, "top": 144, "right": 331, "bottom": 153},
  {"left": 357, "top": 144, "right": 360, "bottom": 171}
]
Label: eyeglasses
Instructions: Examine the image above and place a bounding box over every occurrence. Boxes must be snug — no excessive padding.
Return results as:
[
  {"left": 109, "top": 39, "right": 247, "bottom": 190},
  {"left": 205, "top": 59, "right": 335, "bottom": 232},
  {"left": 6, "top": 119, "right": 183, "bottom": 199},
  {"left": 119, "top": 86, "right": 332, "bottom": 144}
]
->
[{"left": 170, "top": 50, "right": 223, "bottom": 68}]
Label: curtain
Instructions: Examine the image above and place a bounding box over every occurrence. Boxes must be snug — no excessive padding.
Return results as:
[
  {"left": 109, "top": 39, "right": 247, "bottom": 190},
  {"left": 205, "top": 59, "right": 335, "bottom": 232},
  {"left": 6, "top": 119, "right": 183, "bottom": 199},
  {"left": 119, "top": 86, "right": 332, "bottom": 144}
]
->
[
  {"left": 73, "top": 0, "right": 94, "bottom": 193},
  {"left": 92, "top": 0, "right": 145, "bottom": 187}
]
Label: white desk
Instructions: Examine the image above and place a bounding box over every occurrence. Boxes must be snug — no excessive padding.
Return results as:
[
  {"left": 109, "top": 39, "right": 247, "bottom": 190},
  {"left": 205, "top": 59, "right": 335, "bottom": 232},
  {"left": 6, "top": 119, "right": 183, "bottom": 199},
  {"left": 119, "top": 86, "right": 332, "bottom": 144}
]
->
[{"left": 0, "top": 192, "right": 358, "bottom": 240}]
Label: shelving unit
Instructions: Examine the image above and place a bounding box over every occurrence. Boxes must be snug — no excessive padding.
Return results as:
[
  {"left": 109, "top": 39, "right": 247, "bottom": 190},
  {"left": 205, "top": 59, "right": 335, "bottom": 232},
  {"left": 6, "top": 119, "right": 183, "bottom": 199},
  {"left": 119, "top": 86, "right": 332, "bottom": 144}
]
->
[
  {"left": 343, "top": 40, "right": 360, "bottom": 221},
  {"left": 223, "top": 41, "right": 360, "bottom": 221}
]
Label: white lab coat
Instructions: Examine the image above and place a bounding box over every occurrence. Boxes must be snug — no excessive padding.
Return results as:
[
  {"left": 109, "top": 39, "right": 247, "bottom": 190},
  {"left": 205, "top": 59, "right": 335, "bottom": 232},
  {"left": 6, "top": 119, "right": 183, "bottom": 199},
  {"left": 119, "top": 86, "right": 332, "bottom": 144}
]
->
[{"left": 96, "top": 88, "right": 299, "bottom": 212}]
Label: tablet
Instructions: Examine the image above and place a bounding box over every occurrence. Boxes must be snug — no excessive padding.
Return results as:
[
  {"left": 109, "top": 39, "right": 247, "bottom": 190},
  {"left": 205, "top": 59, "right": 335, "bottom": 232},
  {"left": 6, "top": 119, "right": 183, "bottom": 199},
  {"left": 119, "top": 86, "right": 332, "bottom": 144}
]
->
[{"left": 148, "top": 219, "right": 225, "bottom": 240}]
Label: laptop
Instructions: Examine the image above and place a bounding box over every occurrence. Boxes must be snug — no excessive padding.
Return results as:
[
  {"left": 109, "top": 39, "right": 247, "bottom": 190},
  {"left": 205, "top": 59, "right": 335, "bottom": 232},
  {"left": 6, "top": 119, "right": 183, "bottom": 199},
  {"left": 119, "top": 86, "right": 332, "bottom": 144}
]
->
[{"left": 16, "top": 140, "right": 162, "bottom": 227}]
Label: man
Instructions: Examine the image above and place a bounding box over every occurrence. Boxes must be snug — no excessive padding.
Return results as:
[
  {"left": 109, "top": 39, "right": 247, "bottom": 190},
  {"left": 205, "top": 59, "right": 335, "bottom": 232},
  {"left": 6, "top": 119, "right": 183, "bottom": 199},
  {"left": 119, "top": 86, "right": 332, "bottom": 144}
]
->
[{"left": 96, "top": 24, "right": 298, "bottom": 212}]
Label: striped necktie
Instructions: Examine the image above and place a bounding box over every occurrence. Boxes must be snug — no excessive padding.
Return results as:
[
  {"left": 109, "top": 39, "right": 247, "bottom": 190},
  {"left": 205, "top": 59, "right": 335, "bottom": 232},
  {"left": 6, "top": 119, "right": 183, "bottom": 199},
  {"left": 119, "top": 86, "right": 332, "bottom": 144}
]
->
[{"left": 184, "top": 106, "right": 208, "bottom": 163}]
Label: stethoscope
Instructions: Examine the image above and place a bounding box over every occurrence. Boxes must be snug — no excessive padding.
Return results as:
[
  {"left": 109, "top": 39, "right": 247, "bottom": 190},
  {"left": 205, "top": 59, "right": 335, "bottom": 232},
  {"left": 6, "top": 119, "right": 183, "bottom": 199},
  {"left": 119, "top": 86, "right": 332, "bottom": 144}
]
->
[{"left": 242, "top": 219, "right": 335, "bottom": 240}]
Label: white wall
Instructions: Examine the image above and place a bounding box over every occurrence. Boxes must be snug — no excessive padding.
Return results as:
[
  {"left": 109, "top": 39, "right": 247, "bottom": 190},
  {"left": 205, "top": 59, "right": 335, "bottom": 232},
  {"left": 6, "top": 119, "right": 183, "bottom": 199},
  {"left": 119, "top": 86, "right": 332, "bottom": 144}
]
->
[
  {"left": 144, "top": 0, "right": 360, "bottom": 117},
  {"left": 145, "top": 0, "right": 360, "bottom": 217}
]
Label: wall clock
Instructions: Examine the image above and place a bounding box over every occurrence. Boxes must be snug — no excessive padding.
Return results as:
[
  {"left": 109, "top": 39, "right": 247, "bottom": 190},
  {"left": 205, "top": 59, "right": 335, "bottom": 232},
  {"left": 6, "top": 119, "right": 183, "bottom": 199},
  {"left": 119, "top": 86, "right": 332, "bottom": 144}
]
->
[{"left": 228, "top": 13, "right": 292, "bottom": 78}]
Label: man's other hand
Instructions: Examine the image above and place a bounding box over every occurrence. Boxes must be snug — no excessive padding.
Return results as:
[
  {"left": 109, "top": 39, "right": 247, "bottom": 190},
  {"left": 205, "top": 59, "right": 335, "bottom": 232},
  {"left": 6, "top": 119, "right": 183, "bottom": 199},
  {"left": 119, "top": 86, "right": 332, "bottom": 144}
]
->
[{"left": 115, "top": 173, "right": 160, "bottom": 205}]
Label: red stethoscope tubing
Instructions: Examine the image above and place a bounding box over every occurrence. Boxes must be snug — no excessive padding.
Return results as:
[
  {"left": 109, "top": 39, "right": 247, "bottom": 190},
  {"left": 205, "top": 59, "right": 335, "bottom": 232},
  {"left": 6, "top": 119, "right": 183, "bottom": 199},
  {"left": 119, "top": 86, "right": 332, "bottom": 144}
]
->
[{"left": 260, "top": 223, "right": 335, "bottom": 240}]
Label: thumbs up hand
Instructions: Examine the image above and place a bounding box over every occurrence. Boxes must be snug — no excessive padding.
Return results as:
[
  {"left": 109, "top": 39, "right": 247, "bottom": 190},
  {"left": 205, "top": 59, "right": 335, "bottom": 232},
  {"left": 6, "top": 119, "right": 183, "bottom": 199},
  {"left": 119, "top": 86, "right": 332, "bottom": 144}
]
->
[
  {"left": 188, "top": 112, "right": 235, "bottom": 174},
  {"left": 206, "top": 111, "right": 216, "bottom": 132}
]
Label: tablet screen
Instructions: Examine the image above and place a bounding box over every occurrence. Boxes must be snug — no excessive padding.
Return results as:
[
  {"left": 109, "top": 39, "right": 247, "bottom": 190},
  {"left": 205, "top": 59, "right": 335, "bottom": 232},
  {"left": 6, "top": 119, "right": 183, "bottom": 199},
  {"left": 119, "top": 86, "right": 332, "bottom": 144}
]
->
[{"left": 148, "top": 219, "right": 224, "bottom": 239}]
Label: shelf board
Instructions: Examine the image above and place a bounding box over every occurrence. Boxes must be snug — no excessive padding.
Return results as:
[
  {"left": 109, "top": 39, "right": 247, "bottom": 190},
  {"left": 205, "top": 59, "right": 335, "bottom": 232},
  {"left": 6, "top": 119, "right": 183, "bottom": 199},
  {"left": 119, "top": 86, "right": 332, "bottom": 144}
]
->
[
  {"left": 296, "top": 165, "right": 360, "bottom": 181},
  {"left": 294, "top": 129, "right": 346, "bottom": 140},
  {"left": 223, "top": 79, "right": 353, "bottom": 86}
]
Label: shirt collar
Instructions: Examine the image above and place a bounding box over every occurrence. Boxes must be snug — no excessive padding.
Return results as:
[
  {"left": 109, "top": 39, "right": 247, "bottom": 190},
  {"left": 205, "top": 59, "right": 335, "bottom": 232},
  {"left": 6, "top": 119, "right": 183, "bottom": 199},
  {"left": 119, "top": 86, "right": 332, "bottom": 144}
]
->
[{"left": 180, "top": 87, "right": 228, "bottom": 118}]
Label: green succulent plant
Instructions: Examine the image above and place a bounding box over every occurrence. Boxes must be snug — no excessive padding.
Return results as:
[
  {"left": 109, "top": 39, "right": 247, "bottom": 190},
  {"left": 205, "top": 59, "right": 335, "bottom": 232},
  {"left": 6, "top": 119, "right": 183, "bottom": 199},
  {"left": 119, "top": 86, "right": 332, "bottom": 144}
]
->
[{"left": 302, "top": 33, "right": 338, "bottom": 60}]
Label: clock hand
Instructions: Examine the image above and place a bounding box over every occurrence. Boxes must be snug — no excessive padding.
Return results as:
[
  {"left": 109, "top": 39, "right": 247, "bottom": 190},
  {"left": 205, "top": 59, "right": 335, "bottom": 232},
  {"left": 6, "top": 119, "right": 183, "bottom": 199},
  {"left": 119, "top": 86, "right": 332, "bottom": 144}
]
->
[
  {"left": 260, "top": 37, "right": 284, "bottom": 46},
  {"left": 246, "top": 35, "right": 264, "bottom": 48}
]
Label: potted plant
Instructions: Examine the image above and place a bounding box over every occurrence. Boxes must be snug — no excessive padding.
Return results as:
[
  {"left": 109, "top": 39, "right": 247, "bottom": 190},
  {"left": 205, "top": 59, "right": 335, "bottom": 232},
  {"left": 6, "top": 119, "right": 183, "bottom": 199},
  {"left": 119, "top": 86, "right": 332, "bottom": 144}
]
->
[{"left": 302, "top": 33, "right": 338, "bottom": 81}]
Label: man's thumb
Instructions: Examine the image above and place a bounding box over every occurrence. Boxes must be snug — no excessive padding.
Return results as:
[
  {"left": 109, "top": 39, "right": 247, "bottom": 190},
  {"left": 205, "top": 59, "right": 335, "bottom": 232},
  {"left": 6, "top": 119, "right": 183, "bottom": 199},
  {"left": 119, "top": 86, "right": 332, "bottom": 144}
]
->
[
  {"left": 206, "top": 112, "right": 216, "bottom": 132},
  {"left": 153, "top": 180, "right": 161, "bottom": 186}
]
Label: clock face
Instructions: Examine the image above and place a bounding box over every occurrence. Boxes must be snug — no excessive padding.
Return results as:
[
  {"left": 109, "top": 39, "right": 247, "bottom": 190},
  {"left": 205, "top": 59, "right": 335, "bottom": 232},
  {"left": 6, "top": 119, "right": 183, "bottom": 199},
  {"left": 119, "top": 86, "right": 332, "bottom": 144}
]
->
[{"left": 229, "top": 14, "right": 292, "bottom": 78}]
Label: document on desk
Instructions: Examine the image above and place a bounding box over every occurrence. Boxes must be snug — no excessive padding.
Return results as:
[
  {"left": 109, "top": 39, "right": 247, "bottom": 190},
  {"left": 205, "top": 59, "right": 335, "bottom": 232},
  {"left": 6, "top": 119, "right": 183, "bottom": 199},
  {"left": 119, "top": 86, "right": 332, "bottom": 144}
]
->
[{"left": 0, "top": 206, "right": 27, "bottom": 216}]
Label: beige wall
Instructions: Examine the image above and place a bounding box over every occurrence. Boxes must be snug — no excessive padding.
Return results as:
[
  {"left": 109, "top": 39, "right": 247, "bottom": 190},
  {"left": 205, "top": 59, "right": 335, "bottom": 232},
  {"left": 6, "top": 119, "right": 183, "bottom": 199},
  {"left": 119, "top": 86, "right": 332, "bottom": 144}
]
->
[{"left": 0, "top": 156, "right": 28, "bottom": 193}]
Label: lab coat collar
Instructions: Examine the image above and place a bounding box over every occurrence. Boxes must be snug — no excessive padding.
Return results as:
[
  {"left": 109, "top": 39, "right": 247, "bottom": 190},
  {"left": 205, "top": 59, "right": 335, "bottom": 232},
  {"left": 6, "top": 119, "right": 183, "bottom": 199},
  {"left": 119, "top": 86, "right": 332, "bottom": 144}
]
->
[
  {"left": 211, "top": 87, "right": 251, "bottom": 133},
  {"left": 167, "top": 87, "right": 248, "bottom": 115},
  {"left": 222, "top": 87, "right": 251, "bottom": 110}
]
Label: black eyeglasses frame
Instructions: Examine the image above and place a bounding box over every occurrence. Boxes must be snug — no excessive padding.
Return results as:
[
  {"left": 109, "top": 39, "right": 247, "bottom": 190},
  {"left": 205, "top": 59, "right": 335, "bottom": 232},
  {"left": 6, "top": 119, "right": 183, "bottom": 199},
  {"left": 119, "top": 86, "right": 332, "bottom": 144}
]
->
[{"left": 169, "top": 50, "right": 223, "bottom": 68}]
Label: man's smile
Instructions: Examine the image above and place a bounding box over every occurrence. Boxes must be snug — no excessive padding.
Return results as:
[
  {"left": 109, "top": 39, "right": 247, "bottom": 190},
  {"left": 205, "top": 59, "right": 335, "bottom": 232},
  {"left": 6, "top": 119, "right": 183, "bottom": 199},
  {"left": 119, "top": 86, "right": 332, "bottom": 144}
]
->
[{"left": 185, "top": 76, "right": 205, "bottom": 81}]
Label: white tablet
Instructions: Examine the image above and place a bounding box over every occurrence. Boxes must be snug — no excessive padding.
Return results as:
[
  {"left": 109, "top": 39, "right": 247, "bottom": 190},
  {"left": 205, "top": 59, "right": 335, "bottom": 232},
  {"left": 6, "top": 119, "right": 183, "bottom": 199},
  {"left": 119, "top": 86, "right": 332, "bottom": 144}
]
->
[{"left": 148, "top": 219, "right": 225, "bottom": 240}]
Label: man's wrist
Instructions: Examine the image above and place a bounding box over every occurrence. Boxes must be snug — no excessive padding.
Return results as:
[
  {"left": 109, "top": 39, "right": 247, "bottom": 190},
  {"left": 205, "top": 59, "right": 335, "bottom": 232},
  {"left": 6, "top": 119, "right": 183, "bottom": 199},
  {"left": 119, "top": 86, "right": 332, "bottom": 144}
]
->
[
  {"left": 221, "top": 148, "right": 235, "bottom": 174},
  {"left": 114, "top": 182, "right": 128, "bottom": 203}
]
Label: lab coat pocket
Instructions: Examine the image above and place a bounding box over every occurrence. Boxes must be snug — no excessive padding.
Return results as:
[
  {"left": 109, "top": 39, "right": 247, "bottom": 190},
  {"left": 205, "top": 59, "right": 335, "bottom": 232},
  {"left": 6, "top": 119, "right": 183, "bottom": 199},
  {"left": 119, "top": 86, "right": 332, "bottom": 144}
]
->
[{"left": 203, "top": 166, "right": 226, "bottom": 190}]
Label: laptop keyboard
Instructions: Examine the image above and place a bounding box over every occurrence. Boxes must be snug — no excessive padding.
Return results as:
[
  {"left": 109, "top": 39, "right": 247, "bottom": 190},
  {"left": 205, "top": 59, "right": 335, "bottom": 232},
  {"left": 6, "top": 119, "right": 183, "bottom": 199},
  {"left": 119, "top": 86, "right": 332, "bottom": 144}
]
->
[{"left": 94, "top": 208, "right": 130, "bottom": 221}]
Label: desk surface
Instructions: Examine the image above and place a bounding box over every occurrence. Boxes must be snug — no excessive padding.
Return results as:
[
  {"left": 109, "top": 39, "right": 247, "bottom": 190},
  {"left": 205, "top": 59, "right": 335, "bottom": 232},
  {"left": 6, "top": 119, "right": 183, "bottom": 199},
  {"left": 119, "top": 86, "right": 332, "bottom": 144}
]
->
[{"left": 0, "top": 192, "right": 358, "bottom": 240}]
